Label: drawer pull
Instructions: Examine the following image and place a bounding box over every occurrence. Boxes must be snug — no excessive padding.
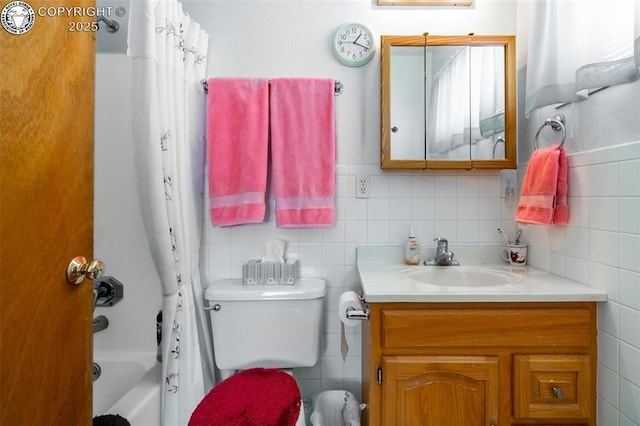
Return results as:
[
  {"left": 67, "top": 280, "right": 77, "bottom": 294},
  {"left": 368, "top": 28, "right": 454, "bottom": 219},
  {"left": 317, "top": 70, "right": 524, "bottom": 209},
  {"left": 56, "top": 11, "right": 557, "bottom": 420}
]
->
[{"left": 552, "top": 386, "right": 565, "bottom": 399}]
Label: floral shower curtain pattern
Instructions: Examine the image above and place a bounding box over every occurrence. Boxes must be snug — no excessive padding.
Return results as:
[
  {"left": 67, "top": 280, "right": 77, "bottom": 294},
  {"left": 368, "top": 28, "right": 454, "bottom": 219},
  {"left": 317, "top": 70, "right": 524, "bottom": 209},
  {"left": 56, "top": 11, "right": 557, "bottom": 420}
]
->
[{"left": 127, "top": 1, "right": 214, "bottom": 424}]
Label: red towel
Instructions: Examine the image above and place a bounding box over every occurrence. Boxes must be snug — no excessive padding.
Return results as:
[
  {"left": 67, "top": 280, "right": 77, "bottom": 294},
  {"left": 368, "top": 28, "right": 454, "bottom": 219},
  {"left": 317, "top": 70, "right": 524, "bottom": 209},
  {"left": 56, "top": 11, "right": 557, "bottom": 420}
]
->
[
  {"left": 516, "top": 145, "right": 568, "bottom": 225},
  {"left": 189, "top": 368, "right": 301, "bottom": 426},
  {"left": 207, "top": 78, "right": 269, "bottom": 226},
  {"left": 270, "top": 78, "right": 336, "bottom": 228}
]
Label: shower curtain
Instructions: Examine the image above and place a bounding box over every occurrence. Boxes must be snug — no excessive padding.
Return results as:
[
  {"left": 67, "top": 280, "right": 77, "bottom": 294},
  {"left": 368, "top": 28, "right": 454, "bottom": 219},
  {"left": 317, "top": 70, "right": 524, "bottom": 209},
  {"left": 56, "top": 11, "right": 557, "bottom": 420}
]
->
[
  {"left": 525, "top": 0, "right": 640, "bottom": 117},
  {"left": 127, "top": 1, "right": 214, "bottom": 425}
]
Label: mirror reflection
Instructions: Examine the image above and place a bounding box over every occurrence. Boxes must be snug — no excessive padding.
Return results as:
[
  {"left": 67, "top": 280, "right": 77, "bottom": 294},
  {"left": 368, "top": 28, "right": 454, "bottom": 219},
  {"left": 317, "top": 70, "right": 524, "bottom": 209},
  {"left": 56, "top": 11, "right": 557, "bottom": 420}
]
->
[{"left": 427, "top": 45, "right": 505, "bottom": 160}]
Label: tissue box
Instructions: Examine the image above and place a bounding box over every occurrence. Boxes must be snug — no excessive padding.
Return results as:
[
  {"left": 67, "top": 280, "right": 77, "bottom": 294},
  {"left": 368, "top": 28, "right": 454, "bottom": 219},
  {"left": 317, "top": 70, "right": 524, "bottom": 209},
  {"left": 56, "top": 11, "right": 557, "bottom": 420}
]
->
[{"left": 242, "top": 259, "right": 299, "bottom": 286}]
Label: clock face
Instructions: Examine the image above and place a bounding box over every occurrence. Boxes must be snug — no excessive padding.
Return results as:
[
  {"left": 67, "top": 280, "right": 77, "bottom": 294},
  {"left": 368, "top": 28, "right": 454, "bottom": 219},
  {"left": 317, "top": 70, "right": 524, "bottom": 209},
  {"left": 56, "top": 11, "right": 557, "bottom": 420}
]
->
[{"left": 332, "top": 23, "right": 375, "bottom": 67}]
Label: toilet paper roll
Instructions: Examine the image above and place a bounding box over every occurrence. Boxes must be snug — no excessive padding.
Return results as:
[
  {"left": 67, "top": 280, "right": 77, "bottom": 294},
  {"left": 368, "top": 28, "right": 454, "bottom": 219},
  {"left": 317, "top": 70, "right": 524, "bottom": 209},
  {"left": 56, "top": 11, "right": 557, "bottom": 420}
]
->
[
  {"left": 338, "top": 291, "right": 364, "bottom": 327},
  {"left": 339, "top": 291, "right": 365, "bottom": 361},
  {"left": 338, "top": 291, "right": 364, "bottom": 361},
  {"left": 341, "top": 322, "right": 349, "bottom": 362}
]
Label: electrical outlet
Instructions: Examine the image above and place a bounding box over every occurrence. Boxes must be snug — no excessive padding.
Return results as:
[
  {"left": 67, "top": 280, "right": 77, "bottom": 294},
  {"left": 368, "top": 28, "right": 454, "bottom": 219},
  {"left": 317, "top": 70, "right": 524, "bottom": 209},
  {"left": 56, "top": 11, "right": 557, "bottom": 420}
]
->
[
  {"left": 356, "top": 175, "right": 370, "bottom": 199},
  {"left": 501, "top": 170, "right": 517, "bottom": 199}
]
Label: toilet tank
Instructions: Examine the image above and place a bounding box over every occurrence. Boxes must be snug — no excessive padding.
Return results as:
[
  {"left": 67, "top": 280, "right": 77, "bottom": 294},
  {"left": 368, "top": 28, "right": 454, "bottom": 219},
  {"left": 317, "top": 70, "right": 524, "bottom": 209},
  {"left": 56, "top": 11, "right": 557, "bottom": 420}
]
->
[{"left": 205, "top": 278, "right": 326, "bottom": 371}]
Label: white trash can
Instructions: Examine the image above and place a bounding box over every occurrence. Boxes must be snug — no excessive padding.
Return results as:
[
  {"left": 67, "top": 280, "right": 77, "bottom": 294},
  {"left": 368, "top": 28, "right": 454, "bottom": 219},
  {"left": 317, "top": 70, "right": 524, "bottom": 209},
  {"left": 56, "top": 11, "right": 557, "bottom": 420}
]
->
[{"left": 309, "top": 390, "right": 361, "bottom": 426}]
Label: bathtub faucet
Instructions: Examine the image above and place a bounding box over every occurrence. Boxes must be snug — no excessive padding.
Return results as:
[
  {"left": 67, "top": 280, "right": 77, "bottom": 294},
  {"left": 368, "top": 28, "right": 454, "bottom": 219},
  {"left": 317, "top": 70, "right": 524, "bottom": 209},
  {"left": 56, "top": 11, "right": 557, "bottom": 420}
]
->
[
  {"left": 93, "top": 276, "right": 124, "bottom": 311},
  {"left": 93, "top": 315, "right": 109, "bottom": 333}
]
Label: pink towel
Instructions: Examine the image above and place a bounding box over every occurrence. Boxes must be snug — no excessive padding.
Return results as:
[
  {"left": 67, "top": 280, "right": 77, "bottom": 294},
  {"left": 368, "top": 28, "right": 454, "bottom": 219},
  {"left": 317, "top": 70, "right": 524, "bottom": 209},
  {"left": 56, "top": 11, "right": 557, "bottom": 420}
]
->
[
  {"left": 516, "top": 145, "right": 569, "bottom": 225},
  {"left": 270, "top": 78, "right": 336, "bottom": 227},
  {"left": 207, "top": 78, "right": 269, "bottom": 227}
]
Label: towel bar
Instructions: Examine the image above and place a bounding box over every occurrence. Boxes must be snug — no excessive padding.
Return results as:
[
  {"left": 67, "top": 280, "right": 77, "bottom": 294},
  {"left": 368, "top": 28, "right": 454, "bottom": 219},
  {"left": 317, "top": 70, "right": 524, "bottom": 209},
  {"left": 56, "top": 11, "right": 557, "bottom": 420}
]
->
[
  {"left": 201, "top": 79, "right": 344, "bottom": 96},
  {"left": 534, "top": 113, "right": 566, "bottom": 149}
]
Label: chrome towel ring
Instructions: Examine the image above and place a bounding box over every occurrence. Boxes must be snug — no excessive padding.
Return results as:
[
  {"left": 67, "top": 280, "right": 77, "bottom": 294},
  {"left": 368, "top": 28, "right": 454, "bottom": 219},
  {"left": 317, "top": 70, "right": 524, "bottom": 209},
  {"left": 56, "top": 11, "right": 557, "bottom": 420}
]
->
[{"left": 534, "top": 113, "right": 566, "bottom": 149}]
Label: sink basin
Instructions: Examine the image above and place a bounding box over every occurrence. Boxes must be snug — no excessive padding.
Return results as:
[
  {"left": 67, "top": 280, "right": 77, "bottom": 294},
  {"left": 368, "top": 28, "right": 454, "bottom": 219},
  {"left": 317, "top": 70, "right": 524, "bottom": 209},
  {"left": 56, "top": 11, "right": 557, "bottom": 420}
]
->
[{"left": 401, "top": 267, "right": 520, "bottom": 288}]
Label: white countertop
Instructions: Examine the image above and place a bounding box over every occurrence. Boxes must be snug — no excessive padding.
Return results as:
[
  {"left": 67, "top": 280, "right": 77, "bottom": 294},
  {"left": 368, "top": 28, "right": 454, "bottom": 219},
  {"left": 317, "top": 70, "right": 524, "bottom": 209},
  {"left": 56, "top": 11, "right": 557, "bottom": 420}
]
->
[{"left": 357, "top": 246, "right": 607, "bottom": 303}]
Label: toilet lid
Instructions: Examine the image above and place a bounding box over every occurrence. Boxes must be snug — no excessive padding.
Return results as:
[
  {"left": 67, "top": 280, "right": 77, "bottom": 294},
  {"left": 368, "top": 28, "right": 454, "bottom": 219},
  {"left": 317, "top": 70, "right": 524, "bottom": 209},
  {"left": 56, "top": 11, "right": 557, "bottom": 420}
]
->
[
  {"left": 205, "top": 278, "right": 325, "bottom": 301},
  {"left": 188, "top": 368, "right": 301, "bottom": 426}
]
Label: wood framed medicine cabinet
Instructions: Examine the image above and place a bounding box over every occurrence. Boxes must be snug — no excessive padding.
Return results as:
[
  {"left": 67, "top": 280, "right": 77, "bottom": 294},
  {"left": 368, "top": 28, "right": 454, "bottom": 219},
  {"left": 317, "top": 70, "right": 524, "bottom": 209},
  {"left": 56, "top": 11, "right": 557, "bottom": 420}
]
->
[{"left": 380, "top": 34, "right": 516, "bottom": 170}]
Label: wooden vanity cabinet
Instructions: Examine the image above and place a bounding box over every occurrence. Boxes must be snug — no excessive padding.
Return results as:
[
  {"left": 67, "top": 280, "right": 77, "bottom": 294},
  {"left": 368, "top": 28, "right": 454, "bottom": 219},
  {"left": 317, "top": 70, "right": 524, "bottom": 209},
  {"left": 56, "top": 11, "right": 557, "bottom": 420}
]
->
[{"left": 361, "top": 302, "right": 597, "bottom": 426}]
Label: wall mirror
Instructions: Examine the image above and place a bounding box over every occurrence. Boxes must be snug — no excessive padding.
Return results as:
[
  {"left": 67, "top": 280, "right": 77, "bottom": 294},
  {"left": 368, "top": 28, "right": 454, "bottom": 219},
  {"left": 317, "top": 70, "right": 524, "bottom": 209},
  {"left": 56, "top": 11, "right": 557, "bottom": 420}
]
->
[{"left": 381, "top": 34, "right": 516, "bottom": 170}]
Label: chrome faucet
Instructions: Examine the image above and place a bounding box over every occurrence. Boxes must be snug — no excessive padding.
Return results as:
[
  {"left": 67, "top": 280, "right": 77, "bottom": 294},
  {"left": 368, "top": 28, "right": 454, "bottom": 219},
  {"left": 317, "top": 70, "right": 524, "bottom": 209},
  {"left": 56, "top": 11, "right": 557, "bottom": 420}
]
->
[{"left": 425, "top": 237, "right": 459, "bottom": 266}]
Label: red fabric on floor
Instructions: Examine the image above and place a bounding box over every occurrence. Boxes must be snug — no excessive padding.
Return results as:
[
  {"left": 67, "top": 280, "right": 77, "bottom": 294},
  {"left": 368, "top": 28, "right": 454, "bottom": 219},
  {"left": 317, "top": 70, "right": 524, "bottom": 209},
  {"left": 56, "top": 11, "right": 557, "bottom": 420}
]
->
[{"left": 188, "top": 368, "right": 301, "bottom": 426}]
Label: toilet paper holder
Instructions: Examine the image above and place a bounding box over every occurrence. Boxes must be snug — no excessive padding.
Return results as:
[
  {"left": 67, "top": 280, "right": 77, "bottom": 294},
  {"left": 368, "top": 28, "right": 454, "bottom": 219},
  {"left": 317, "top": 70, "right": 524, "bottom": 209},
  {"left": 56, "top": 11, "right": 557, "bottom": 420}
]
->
[{"left": 346, "top": 305, "right": 369, "bottom": 321}]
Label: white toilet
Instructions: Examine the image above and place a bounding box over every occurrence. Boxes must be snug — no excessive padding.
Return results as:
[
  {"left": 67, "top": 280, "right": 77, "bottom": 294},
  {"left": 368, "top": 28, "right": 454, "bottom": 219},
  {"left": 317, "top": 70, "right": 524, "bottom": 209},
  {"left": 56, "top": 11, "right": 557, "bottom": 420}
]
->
[{"left": 201, "top": 278, "right": 326, "bottom": 425}]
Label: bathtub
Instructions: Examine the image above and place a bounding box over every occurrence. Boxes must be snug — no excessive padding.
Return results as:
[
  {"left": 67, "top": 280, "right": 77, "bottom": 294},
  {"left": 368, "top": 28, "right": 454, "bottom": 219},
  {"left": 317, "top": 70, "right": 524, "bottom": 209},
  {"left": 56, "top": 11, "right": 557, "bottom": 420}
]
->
[{"left": 93, "top": 352, "right": 161, "bottom": 426}]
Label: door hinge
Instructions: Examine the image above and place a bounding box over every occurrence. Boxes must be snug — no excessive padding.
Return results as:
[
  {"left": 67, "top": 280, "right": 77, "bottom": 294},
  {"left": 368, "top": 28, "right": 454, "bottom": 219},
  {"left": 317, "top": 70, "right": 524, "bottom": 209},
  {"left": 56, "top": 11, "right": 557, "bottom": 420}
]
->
[{"left": 376, "top": 366, "right": 382, "bottom": 385}]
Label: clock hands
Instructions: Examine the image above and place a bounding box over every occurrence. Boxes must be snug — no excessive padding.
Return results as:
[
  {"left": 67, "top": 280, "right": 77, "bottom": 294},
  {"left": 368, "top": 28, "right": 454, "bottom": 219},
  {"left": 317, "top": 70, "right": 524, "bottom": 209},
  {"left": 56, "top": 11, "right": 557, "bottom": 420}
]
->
[{"left": 352, "top": 32, "right": 370, "bottom": 51}]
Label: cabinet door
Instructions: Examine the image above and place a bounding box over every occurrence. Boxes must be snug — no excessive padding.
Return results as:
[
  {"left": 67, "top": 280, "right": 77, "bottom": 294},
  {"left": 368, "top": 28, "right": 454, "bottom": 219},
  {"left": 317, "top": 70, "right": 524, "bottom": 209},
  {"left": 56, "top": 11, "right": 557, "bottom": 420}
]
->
[{"left": 382, "top": 355, "right": 500, "bottom": 426}]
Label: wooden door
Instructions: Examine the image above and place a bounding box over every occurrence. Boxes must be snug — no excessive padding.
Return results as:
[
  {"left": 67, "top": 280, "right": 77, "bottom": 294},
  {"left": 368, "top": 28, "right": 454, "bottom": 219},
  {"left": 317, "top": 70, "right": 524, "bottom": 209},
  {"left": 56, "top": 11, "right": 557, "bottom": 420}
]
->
[
  {"left": 382, "top": 355, "right": 500, "bottom": 426},
  {"left": 0, "top": 1, "right": 95, "bottom": 424}
]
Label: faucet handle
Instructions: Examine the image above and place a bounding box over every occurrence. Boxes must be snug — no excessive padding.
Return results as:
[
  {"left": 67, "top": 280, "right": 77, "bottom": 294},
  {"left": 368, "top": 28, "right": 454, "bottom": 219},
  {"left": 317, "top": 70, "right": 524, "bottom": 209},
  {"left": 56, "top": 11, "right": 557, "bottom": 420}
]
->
[{"left": 433, "top": 237, "right": 448, "bottom": 252}]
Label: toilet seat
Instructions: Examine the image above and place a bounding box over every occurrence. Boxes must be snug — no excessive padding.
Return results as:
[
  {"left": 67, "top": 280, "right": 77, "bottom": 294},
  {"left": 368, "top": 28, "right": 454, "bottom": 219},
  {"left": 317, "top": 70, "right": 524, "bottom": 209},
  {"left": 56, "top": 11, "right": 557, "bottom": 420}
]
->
[{"left": 189, "top": 368, "right": 303, "bottom": 426}]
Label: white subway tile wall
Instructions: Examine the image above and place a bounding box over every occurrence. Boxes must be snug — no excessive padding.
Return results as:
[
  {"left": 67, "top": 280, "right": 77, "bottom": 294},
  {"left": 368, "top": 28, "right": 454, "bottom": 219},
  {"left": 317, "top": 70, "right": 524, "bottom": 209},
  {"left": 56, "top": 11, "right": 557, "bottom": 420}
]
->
[
  {"left": 200, "top": 145, "right": 640, "bottom": 419},
  {"left": 200, "top": 169, "right": 513, "bottom": 401},
  {"left": 519, "top": 146, "right": 640, "bottom": 426}
]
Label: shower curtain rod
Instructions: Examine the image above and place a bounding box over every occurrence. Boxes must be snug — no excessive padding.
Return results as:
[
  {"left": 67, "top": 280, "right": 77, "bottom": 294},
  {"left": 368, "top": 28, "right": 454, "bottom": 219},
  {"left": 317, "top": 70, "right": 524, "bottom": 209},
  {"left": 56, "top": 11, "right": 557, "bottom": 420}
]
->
[{"left": 200, "top": 79, "right": 344, "bottom": 96}]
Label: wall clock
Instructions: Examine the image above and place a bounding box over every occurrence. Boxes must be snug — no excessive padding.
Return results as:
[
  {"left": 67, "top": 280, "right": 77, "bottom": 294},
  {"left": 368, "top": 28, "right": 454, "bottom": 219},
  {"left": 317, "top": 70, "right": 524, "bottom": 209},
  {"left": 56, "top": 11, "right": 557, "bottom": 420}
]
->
[{"left": 332, "top": 23, "right": 375, "bottom": 67}]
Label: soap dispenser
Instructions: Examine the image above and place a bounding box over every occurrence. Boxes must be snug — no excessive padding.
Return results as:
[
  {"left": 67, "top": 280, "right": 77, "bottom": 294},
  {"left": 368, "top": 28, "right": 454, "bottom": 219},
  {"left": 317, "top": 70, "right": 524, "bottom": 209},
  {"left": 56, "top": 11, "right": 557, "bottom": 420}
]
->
[{"left": 404, "top": 225, "right": 420, "bottom": 265}]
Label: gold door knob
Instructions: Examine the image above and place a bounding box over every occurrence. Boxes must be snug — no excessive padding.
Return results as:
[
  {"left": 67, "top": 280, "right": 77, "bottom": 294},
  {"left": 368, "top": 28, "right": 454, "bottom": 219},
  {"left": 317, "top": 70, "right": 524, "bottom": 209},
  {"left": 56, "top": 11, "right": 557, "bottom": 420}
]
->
[{"left": 67, "top": 256, "right": 104, "bottom": 285}]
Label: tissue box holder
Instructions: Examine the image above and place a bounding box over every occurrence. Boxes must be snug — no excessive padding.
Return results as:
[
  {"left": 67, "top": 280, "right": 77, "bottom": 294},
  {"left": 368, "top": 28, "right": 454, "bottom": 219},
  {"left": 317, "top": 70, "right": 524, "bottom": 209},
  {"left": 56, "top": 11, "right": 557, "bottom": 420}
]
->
[{"left": 242, "top": 259, "right": 299, "bottom": 286}]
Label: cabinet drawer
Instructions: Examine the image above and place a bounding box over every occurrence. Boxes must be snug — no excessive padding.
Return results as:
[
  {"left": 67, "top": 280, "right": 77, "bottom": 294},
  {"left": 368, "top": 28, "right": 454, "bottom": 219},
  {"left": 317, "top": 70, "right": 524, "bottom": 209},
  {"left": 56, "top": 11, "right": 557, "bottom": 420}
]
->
[
  {"left": 381, "top": 306, "right": 593, "bottom": 349},
  {"left": 513, "top": 354, "right": 591, "bottom": 420}
]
